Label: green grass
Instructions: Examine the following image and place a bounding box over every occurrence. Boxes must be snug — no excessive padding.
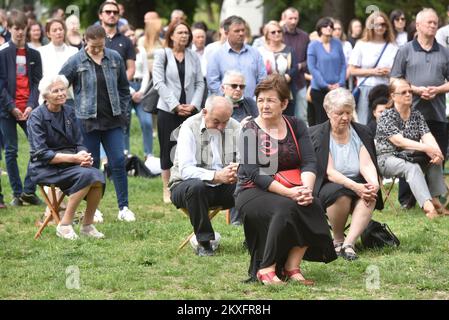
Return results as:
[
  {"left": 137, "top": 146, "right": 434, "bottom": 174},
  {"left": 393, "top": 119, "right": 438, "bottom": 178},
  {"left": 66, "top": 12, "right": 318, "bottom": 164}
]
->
[{"left": 1, "top": 115, "right": 449, "bottom": 299}]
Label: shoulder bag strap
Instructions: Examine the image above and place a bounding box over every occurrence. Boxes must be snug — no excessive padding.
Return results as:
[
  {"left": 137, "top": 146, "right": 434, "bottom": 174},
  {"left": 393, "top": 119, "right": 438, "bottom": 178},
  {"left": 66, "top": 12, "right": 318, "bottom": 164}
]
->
[
  {"left": 356, "top": 42, "right": 389, "bottom": 88},
  {"left": 282, "top": 115, "right": 301, "bottom": 160}
]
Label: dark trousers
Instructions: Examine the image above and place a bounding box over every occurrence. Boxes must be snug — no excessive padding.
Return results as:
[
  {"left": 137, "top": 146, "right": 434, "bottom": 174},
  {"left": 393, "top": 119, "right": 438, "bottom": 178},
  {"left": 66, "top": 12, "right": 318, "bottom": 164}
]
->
[
  {"left": 310, "top": 89, "right": 329, "bottom": 126},
  {"left": 171, "top": 179, "right": 236, "bottom": 242},
  {"left": 0, "top": 117, "right": 35, "bottom": 196}
]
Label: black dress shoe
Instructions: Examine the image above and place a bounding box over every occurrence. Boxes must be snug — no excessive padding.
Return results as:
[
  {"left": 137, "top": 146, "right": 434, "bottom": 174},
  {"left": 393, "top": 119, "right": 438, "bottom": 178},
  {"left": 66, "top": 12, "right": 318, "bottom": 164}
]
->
[
  {"left": 10, "top": 197, "right": 23, "bottom": 206},
  {"left": 20, "top": 192, "right": 43, "bottom": 205}
]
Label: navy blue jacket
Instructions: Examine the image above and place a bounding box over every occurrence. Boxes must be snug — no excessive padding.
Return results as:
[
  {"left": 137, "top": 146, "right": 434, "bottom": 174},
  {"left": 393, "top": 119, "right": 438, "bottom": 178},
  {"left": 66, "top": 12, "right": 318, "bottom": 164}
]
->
[
  {"left": 27, "top": 103, "right": 87, "bottom": 181},
  {"left": 0, "top": 41, "right": 42, "bottom": 119}
]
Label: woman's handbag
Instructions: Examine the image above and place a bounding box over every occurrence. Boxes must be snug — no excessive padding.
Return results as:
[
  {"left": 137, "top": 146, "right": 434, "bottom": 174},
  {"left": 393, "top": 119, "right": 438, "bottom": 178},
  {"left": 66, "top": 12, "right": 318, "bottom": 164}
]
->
[
  {"left": 393, "top": 150, "right": 430, "bottom": 166},
  {"left": 361, "top": 219, "right": 400, "bottom": 249},
  {"left": 351, "top": 43, "right": 388, "bottom": 104},
  {"left": 142, "top": 49, "right": 168, "bottom": 114},
  {"left": 273, "top": 116, "right": 302, "bottom": 188}
]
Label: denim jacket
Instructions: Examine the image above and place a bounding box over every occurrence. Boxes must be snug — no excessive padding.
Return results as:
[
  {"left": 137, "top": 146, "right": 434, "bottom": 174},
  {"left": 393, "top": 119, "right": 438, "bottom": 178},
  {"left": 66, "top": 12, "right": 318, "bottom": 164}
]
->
[{"left": 59, "top": 47, "right": 130, "bottom": 119}]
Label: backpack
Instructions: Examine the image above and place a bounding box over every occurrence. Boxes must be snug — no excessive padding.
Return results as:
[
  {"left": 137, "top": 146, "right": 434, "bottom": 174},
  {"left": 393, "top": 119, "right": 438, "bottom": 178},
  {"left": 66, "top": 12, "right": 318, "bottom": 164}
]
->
[{"left": 361, "top": 220, "right": 400, "bottom": 249}]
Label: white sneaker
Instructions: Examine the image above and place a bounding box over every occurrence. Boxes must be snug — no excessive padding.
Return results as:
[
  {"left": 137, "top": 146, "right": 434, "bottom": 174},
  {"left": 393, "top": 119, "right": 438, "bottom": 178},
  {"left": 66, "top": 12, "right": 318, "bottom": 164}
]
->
[
  {"left": 117, "top": 206, "right": 136, "bottom": 222},
  {"left": 56, "top": 224, "right": 79, "bottom": 240},
  {"left": 93, "top": 209, "right": 104, "bottom": 223},
  {"left": 80, "top": 224, "right": 105, "bottom": 239}
]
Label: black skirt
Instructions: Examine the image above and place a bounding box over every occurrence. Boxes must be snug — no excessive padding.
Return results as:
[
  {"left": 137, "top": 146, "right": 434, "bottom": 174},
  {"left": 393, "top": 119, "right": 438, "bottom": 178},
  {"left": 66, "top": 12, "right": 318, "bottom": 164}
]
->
[
  {"left": 236, "top": 188, "right": 337, "bottom": 281},
  {"left": 318, "top": 176, "right": 365, "bottom": 209}
]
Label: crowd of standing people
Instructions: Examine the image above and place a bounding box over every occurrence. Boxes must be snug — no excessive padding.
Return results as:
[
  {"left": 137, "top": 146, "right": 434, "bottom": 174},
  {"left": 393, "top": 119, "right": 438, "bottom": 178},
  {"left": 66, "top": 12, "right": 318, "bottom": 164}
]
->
[{"left": 1, "top": 1, "right": 449, "bottom": 285}]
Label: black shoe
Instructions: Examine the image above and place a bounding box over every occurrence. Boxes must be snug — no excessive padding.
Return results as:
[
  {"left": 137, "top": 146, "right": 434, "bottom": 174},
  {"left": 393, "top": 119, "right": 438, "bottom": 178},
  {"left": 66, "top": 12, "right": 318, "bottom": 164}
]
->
[
  {"left": 10, "top": 197, "right": 23, "bottom": 206},
  {"left": 196, "top": 241, "right": 214, "bottom": 257},
  {"left": 341, "top": 244, "right": 358, "bottom": 261},
  {"left": 20, "top": 192, "right": 43, "bottom": 205}
]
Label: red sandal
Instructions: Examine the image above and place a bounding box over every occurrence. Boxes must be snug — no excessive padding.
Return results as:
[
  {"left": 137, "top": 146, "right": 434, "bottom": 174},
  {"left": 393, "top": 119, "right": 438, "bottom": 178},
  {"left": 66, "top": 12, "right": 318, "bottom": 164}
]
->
[
  {"left": 283, "top": 268, "right": 315, "bottom": 286},
  {"left": 256, "top": 270, "right": 285, "bottom": 285}
]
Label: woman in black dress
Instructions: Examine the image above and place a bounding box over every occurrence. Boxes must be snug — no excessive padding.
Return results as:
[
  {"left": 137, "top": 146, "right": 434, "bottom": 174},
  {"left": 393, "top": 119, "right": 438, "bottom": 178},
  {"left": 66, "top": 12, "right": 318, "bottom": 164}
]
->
[
  {"left": 236, "top": 74, "right": 336, "bottom": 285},
  {"left": 27, "top": 75, "right": 105, "bottom": 240},
  {"left": 309, "top": 88, "right": 383, "bottom": 261}
]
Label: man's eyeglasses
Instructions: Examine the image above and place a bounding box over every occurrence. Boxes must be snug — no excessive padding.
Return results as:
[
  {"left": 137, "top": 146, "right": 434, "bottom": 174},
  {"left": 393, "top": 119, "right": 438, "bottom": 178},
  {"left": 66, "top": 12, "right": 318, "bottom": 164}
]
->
[
  {"left": 270, "top": 30, "right": 282, "bottom": 35},
  {"left": 393, "top": 90, "right": 413, "bottom": 96},
  {"left": 225, "top": 83, "right": 246, "bottom": 90},
  {"left": 103, "top": 10, "right": 119, "bottom": 16}
]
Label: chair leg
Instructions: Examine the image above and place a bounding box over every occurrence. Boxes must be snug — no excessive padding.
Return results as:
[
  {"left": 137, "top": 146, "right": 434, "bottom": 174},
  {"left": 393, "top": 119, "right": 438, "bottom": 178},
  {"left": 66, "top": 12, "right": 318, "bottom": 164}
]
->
[
  {"left": 35, "top": 186, "right": 64, "bottom": 239},
  {"left": 178, "top": 208, "right": 222, "bottom": 251},
  {"left": 226, "top": 209, "right": 231, "bottom": 225}
]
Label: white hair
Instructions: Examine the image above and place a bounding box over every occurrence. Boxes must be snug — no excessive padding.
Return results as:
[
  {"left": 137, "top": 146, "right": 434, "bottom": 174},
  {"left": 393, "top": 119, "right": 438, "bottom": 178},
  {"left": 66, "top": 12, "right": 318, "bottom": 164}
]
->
[
  {"left": 222, "top": 70, "right": 245, "bottom": 85},
  {"left": 323, "top": 88, "right": 355, "bottom": 113},
  {"left": 39, "top": 75, "right": 69, "bottom": 98},
  {"left": 416, "top": 8, "right": 438, "bottom": 24},
  {"left": 204, "top": 95, "right": 233, "bottom": 112}
]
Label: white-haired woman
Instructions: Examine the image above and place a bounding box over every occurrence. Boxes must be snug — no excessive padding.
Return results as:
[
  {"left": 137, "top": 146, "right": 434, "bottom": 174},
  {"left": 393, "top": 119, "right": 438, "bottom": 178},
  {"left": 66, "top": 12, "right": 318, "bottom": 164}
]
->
[
  {"left": 309, "top": 88, "right": 383, "bottom": 261},
  {"left": 27, "top": 75, "right": 105, "bottom": 240}
]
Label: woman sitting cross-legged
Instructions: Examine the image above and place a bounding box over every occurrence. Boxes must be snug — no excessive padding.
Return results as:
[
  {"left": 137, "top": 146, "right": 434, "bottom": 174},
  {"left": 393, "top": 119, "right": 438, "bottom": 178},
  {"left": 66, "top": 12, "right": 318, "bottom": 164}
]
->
[
  {"left": 27, "top": 75, "right": 105, "bottom": 240},
  {"left": 235, "top": 74, "right": 337, "bottom": 286},
  {"left": 309, "top": 88, "right": 384, "bottom": 261},
  {"left": 375, "top": 78, "right": 448, "bottom": 219}
]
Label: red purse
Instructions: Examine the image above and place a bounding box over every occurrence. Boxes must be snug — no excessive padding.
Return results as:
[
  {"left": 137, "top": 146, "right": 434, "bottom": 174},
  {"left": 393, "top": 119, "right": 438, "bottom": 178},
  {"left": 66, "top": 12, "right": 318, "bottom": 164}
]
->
[{"left": 273, "top": 116, "right": 302, "bottom": 188}]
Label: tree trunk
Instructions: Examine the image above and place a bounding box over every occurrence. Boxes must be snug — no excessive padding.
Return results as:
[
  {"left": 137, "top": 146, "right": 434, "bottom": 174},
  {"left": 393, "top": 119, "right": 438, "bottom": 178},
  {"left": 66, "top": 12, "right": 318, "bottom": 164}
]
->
[
  {"left": 121, "top": 0, "right": 155, "bottom": 29},
  {"left": 322, "top": 0, "right": 355, "bottom": 31}
]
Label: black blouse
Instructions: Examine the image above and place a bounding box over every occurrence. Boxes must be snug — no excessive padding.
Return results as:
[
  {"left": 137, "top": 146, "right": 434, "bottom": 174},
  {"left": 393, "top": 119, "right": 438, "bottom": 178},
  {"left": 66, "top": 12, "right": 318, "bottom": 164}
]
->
[{"left": 236, "top": 116, "right": 317, "bottom": 195}]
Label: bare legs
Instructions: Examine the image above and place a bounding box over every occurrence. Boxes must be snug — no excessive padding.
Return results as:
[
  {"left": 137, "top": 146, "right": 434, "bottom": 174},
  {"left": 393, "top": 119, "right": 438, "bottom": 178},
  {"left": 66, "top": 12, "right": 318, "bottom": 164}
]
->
[
  {"left": 59, "top": 182, "right": 103, "bottom": 226},
  {"left": 257, "top": 246, "right": 310, "bottom": 284},
  {"left": 327, "top": 196, "right": 373, "bottom": 256},
  {"left": 161, "top": 169, "right": 171, "bottom": 203}
]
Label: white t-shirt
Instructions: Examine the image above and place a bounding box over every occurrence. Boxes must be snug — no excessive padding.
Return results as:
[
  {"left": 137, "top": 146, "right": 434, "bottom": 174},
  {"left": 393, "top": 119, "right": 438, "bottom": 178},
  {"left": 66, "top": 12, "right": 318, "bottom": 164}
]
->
[
  {"left": 348, "top": 41, "right": 398, "bottom": 87},
  {"left": 342, "top": 40, "right": 353, "bottom": 65},
  {"left": 436, "top": 25, "right": 449, "bottom": 49},
  {"left": 396, "top": 32, "right": 408, "bottom": 47}
]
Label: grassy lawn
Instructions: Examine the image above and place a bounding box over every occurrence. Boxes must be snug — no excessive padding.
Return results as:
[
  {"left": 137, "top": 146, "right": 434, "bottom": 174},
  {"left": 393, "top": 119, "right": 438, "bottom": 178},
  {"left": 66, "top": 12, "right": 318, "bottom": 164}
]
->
[{"left": 1, "top": 115, "right": 449, "bottom": 300}]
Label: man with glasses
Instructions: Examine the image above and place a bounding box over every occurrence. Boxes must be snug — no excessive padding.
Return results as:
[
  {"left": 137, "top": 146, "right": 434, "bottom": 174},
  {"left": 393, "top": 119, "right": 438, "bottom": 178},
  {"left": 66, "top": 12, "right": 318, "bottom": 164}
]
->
[
  {"left": 98, "top": 1, "right": 135, "bottom": 81},
  {"left": 207, "top": 15, "right": 266, "bottom": 99}
]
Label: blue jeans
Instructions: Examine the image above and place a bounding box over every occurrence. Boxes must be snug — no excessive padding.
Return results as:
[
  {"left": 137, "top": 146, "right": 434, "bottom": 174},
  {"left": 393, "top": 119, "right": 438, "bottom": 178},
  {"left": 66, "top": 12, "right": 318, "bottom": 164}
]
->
[
  {"left": 124, "top": 81, "right": 154, "bottom": 156},
  {"left": 81, "top": 126, "right": 128, "bottom": 209},
  {"left": 0, "top": 117, "right": 36, "bottom": 197}
]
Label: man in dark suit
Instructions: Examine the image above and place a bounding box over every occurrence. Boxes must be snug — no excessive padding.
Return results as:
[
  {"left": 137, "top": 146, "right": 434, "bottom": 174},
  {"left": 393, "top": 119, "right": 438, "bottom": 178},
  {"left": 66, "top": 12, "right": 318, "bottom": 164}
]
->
[{"left": 0, "top": 10, "right": 42, "bottom": 206}]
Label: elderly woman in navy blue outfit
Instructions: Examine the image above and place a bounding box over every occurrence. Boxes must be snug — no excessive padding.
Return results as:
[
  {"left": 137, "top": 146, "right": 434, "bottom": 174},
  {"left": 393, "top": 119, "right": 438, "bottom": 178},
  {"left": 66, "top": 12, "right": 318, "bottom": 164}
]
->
[{"left": 27, "top": 75, "right": 105, "bottom": 240}]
